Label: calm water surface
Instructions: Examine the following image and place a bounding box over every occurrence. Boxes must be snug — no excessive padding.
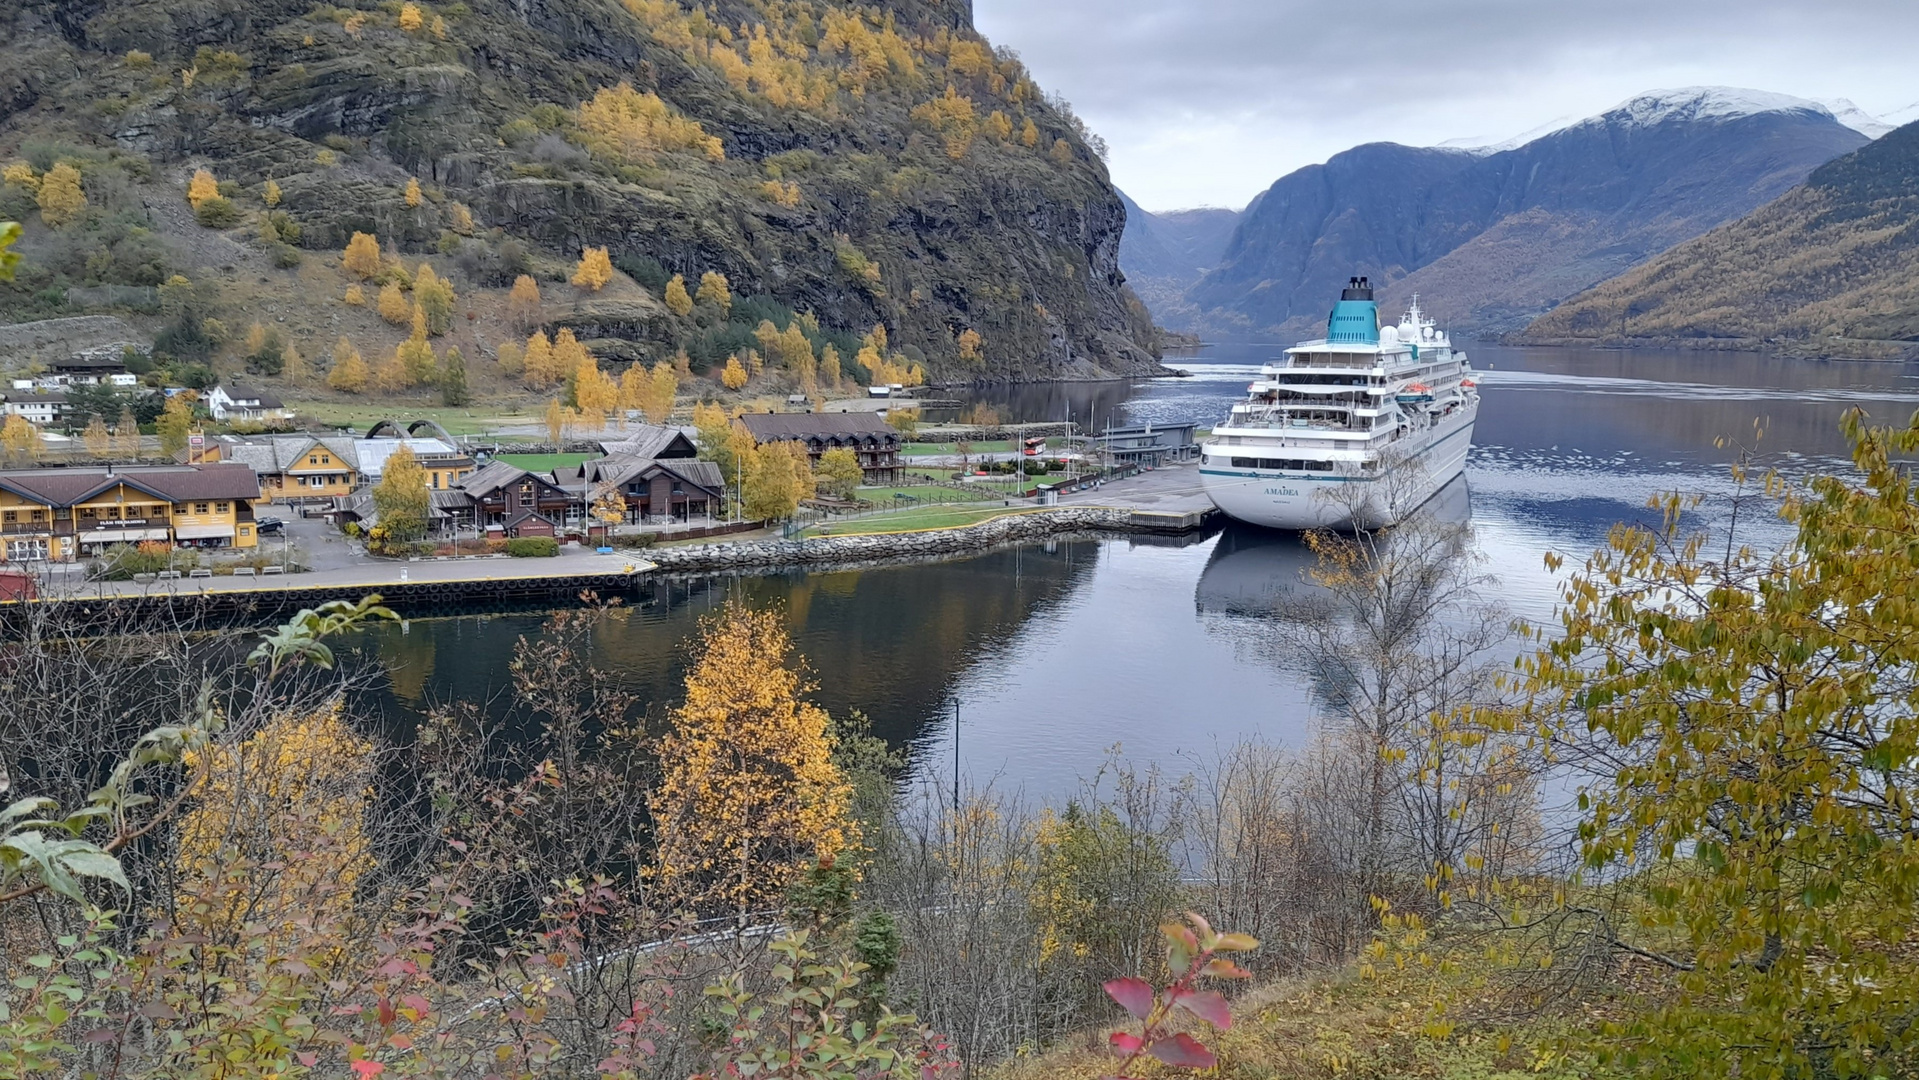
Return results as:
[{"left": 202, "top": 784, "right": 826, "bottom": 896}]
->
[{"left": 355, "top": 344, "right": 1919, "bottom": 795}]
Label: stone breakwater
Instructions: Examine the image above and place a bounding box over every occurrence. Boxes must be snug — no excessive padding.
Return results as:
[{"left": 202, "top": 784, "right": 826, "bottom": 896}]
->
[{"left": 647, "top": 507, "right": 1150, "bottom": 573}]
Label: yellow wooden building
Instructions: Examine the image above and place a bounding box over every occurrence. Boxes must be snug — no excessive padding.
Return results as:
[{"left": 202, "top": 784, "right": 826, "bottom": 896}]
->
[{"left": 0, "top": 464, "right": 262, "bottom": 563}]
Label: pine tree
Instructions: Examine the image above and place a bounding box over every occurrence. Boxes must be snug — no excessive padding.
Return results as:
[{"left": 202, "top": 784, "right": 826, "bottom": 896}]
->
[
  {"left": 649, "top": 604, "right": 853, "bottom": 916},
  {"left": 83, "top": 415, "right": 112, "bottom": 460},
  {"left": 328, "top": 337, "right": 369, "bottom": 393},
  {"left": 439, "top": 346, "right": 469, "bottom": 406},
  {"left": 664, "top": 273, "right": 693, "bottom": 316},
  {"left": 572, "top": 246, "right": 614, "bottom": 291},
  {"left": 36, "top": 163, "right": 86, "bottom": 227},
  {"left": 114, "top": 407, "right": 142, "bottom": 461},
  {"left": 696, "top": 270, "right": 733, "bottom": 315},
  {"left": 507, "top": 274, "right": 542, "bottom": 331},
  {"left": 342, "top": 232, "right": 383, "bottom": 279}
]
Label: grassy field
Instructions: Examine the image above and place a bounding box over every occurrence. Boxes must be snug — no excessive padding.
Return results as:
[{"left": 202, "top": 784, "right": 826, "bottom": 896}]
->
[
  {"left": 497, "top": 453, "right": 594, "bottom": 471},
  {"left": 805, "top": 505, "right": 1037, "bottom": 536},
  {"left": 902, "top": 440, "right": 1018, "bottom": 456},
  {"left": 853, "top": 484, "right": 998, "bottom": 506},
  {"left": 289, "top": 400, "right": 536, "bottom": 437}
]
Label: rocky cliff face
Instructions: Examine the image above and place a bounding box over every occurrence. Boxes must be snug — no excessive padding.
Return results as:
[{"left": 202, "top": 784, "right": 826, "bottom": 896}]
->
[
  {"left": 1176, "top": 89, "right": 1867, "bottom": 339},
  {"left": 0, "top": 0, "right": 1159, "bottom": 380},
  {"left": 1115, "top": 190, "right": 1241, "bottom": 326},
  {"left": 1523, "top": 119, "right": 1919, "bottom": 357}
]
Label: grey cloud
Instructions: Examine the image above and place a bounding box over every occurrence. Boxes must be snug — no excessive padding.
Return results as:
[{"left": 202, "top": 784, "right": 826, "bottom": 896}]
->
[{"left": 977, "top": 0, "right": 1919, "bottom": 208}]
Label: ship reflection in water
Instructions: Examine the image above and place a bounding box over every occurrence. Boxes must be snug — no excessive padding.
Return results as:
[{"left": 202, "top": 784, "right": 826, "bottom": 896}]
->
[{"left": 1195, "top": 476, "right": 1473, "bottom": 618}]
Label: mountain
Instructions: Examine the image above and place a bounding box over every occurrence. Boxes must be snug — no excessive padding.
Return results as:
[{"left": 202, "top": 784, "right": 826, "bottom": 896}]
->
[
  {"left": 1522, "top": 119, "right": 1919, "bottom": 357},
  {"left": 0, "top": 0, "right": 1159, "bottom": 388},
  {"left": 1181, "top": 87, "right": 1869, "bottom": 339},
  {"left": 1116, "top": 191, "right": 1243, "bottom": 326}
]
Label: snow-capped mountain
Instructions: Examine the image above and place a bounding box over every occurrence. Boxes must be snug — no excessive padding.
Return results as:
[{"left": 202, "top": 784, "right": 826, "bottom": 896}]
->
[{"left": 1176, "top": 87, "right": 1868, "bottom": 337}]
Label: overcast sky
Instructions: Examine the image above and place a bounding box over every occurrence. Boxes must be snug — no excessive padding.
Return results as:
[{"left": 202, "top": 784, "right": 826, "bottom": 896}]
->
[{"left": 974, "top": 0, "right": 1919, "bottom": 211}]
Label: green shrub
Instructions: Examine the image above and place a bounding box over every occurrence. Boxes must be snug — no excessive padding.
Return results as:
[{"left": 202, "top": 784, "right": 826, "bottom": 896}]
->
[
  {"left": 506, "top": 536, "right": 559, "bottom": 557},
  {"left": 270, "top": 242, "right": 302, "bottom": 268},
  {"left": 193, "top": 196, "right": 241, "bottom": 228}
]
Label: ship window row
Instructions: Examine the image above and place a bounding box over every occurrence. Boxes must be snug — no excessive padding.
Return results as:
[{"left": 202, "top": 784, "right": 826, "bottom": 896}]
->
[{"left": 1231, "top": 457, "right": 1337, "bottom": 472}]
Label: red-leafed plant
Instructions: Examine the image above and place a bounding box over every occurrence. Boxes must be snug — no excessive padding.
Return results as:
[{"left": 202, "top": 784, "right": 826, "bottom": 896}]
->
[{"left": 1102, "top": 912, "right": 1257, "bottom": 1079}]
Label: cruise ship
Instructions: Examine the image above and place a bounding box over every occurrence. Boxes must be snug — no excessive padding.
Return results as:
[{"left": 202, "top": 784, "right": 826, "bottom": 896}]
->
[{"left": 1198, "top": 278, "right": 1477, "bottom": 530}]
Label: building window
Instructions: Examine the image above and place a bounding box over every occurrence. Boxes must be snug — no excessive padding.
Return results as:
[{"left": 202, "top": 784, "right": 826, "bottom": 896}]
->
[
  {"left": 309, "top": 456, "right": 319, "bottom": 465},
  {"left": 1, "top": 510, "right": 15, "bottom": 524},
  {"left": 194, "top": 503, "right": 209, "bottom": 515},
  {"left": 216, "top": 502, "right": 229, "bottom": 513},
  {"left": 30, "top": 509, "right": 44, "bottom": 522}
]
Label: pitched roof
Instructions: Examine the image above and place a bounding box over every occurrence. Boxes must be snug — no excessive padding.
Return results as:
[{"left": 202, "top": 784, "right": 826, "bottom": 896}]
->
[
  {"left": 576, "top": 454, "right": 726, "bottom": 494},
  {"left": 0, "top": 464, "right": 260, "bottom": 506},
  {"left": 737, "top": 411, "right": 899, "bottom": 443},
  {"left": 216, "top": 385, "right": 286, "bottom": 409},
  {"left": 598, "top": 425, "right": 699, "bottom": 460},
  {"left": 458, "top": 460, "right": 529, "bottom": 498}
]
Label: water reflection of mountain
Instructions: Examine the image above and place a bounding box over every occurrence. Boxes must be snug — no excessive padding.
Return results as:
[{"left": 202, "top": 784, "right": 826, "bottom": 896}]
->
[
  {"left": 352, "top": 540, "right": 1103, "bottom": 750},
  {"left": 1195, "top": 477, "right": 1474, "bottom": 617}
]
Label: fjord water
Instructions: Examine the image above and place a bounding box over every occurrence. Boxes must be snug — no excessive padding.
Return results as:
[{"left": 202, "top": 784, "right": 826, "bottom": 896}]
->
[{"left": 357, "top": 344, "right": 1919, "bottom": 795}]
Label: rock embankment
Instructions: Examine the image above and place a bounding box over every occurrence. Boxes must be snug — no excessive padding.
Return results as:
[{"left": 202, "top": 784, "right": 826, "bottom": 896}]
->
[{"left": 647, "top": 507, "right": 1138, "bottom": 572}]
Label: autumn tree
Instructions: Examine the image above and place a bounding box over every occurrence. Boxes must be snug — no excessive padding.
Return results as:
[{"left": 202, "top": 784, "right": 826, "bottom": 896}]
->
[
  {"left": 590, "top": 480, "right": 628, "bottom": 529},
  {"left": 820, "top": 344, "right": 842, "bottom": 390},
  {"left": 744, "top": 439, "right": 811, "bottom": 521},
  {"left": 186, "top": 168, "right": 219, "bottom": 209},
  {"left": 664, "top": 273, "right": 693, "bottom": 316},
  {"left": 156, "top": 394, "right": 193, "bottom": 458},
  {"left": 342, "top": 231, "right": 382, "bottom": 278},
  {"left": 572, "top": 246, "right": 614, "bottom": 291},
  {"left": 551, "top": 328, "right": 590, "bottom": 394},
  {"left": 403, "top": 176, "right": 422, "bottom": 207},
  {"left": 1, "top": 414, "right": 40, "bottom": 465},
  {"left": 1510, "top": 413, "right": 1919, "bottom": 1075},
  {"left": 263, "top": 178, "right": 281, "bottom": 207},
  {"left": 646, "top": 361, "right": 679, "bottom": 424},
  {"left": 522, "top": 329, "right": 558, "bottom": 387},
  {"left": 377, "top": 281, "right": 410, "bottom": 325},
  {"left": 507, "top": 274, "right": 542, "bottom": 331},
  {"left": 114, "top": 406, "right": 141, "bottom": 460},
  {"left": 174, "top": 706, "right": 375, "bottom": 948},
  {"left": 328, "top": 337, "right": 368, "bottom": 392},
  {"left": 495, "top": 340, "right": 524, "bottom": 376},
  {"left": 957, "top": 328, "right": 984, "bottom": 365},
  {"left": 83, "top": 414, "right": 112, "bottom": 460},
  {"left": 574, "top": 354, "right": 619, "bottom": 429},
  {"left": 696, "top": 270, "right": 732, "bottom": 315},
  {"left": 439, "top": 346, "right": 469, "bottom": 406},
  {"left": 36, "top": 163, "right": 85, "bottom": 227},
  {"left": 543, "top": 397, "right": 573, "bottom": 445},
  {"left": 886, "top": 407, "right": 920, "bottom": 438},
  {"left": 414, "top": 263, "right": 455, "bottom": 335},
  {"left": 372, "top": 347, "right": 411, "bottom": 393},
  {"left": 344, "top": 283, "right": 366, "bottom": 306},
  {"left": 720, "top": 354, "right": 748, "bottom": 390},
  {"left": 650, "top": 604, "right": 853, "bottom": 918},
  {"left": 574, "top": 81, "right": 724, "bottom": 164},
  {"left": 816, "top": 446, "right": 863, "bottom": 501},
  {"left": 373, "top": 443, "right": 430, "bottom": 541},
  {"left": 281, "top": 342, "right": 308, "bottom": 385},
  {"left": 1020, "top": 117, "right": 1040, "bottom": 147},
  {"left": 398, "top": 2, "right": 425, "bottom": 32}
]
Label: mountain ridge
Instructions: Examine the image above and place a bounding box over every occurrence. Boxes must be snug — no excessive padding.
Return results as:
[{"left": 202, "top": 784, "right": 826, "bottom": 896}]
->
[
  {"left": 1151, "top": 86, "right": 1868, "bottom": 341},
  {"left": 0, "top": 0, "right": 1162, "bottom": 393}
]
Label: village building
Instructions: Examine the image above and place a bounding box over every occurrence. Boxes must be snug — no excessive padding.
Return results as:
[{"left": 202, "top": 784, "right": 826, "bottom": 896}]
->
[
  {"left": 0, "top": 463, "right": 262, "bottom": 563},
  {"left": 205, "top": 384, "right": 296, "bottom": 425},
  {"left": 736, "top": 411, "right": 902, "bottom": 485},
  {"left": 557, "top": 454, "right": 726, "bottom": 525}
]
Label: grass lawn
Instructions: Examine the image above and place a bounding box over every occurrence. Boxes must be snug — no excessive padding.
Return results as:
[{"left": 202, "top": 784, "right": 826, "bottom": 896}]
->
[
  {"left": 854, "top": 485, "right": 996, "bottom": 506},
  {"left": 902, "top": 440, "right": 1016, "bottom": 456},
  {"left": 805, "top": 504, "right": 1040, "bottom": 536},
  {"left": 289, "top": 400, "right": 535, "bottom": 437},
  {"left": 497, "top": 452, "right": 594, "bottom": 471}
]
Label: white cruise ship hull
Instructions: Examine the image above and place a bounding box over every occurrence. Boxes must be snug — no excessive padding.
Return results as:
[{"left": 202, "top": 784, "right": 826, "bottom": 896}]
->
[{"left": 1201, "top": 410, "right": 1474, "bottom": 531}]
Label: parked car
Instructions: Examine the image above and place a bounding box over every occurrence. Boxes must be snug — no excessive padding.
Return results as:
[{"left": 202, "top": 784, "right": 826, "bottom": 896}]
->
[{"left": 255, "top": 516, "right": 285, "bottom": 535}]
